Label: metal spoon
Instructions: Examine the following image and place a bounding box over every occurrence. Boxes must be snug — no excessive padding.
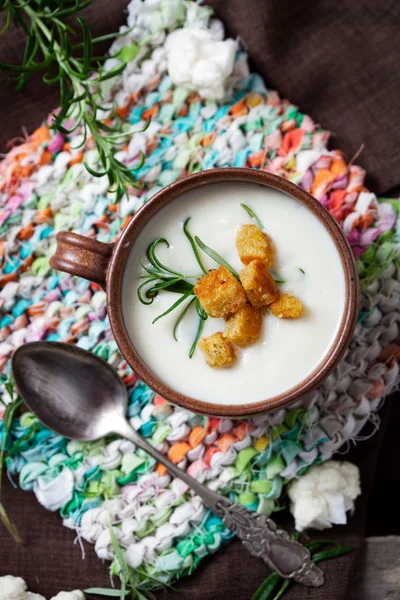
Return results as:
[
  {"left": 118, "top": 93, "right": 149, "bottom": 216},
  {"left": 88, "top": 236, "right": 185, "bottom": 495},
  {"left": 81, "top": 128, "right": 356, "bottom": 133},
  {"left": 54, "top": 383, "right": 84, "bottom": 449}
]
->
[{"left": 11, "top": 341, "right": 323, "bottom": 587}]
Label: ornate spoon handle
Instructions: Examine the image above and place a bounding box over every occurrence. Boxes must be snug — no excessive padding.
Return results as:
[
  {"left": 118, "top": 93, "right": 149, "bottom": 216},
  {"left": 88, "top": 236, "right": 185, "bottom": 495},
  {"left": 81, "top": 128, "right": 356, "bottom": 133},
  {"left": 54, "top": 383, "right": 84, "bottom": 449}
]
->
[
  {"left": 213, "top": 496, "right": 323, "bottom": 587},
  {"left": 117, "top": 421, "right": 324, "bottom": 588}
]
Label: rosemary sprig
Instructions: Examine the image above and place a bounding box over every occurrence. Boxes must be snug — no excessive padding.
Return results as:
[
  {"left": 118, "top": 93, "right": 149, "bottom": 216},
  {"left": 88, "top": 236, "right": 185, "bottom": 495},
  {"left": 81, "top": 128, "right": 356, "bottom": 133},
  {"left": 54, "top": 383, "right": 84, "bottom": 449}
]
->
[
  {"left": 241, "top": 203, "right": 264, "bottom": 229},
  {"left": 0, "top": 0, "right": 145, "bottom": 199},
  {"left": 139, "top": 219, "right": 234, "bottom": 357},
  {"left": 138, "top": 237, "right": 206, "bottom": 356},
  {"left": 0, "top": 376, "right": 22, "bottom": 542},
  {"left": 102, "top": 519, "right": 174, "bottom": 599},
  {"left": 195, "top": 236, "right": 239, "bottom": 278}
]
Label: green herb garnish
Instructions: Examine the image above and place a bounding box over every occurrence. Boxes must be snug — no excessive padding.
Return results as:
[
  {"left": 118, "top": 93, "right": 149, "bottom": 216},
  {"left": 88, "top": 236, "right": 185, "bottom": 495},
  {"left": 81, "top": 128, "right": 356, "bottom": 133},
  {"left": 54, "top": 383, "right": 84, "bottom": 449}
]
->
[
  {"left": 195, "top": 236, "right": 239, "bottom": 278},
  {"left": 152, "top": 291, "right": 192, "bottom": 324},
  {"left": 189, "top": 298, "right": 207, "bottom": 358},
  {"left": 183, "top": 218, "right": 207, "bottom": 275},
  {"left": 240, "top": 203, "right": 264, "bottom": 229},
  {"left": 0, "top": 376, "right": 22, "bottom": 543},
  {"left": 299, "top": 268, "right": 305, "bottom": 274},
  {"left": 85, "top": 589, "right": 128, "bottom": 598},
  {"left": 138, "top": 220, "right": 237, "bottom": 357},
  {"left": 173, "top": 297, "right": 196, "bottom": 341},
  {"left": 271, "top": 274, "right": 286, "bottom": 284},
  {"left": 0, "top": 0, "right": 146, "bottom": 200},
  {"left": 137, "top": 235, "right": 202, "bottom": 356},
  {"left": 103, "top": 519, "right": 175, "bottom": 599}
]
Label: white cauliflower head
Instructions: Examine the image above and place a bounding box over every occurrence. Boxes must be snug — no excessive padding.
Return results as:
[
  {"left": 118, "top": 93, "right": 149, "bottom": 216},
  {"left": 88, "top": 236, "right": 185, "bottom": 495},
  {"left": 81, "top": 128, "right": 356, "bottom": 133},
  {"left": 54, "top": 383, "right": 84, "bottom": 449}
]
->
[
  {"left": 288, "top": 460, "right": 361, "bottom": 532},
  {"left": 0, "top": 576, "right": 28, "bottom": 600},
  {"left": 50, "top": 592, "right": 85, "bottom": 600},
  {"left": 166, "top": 27, "right": 237, "bottom": 100}
]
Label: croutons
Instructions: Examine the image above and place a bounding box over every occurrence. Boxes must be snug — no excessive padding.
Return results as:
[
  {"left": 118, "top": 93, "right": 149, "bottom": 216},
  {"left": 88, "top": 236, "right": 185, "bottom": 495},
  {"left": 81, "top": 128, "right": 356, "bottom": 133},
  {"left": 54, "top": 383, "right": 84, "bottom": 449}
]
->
[
  {"left": 225, "top": 305, "right": 262, "bottom": 347},
  {"left": 198, "top": 332, "right": 237, "bottom": 368},
  {"left": 236, "top": 224, "right": 275, "bottom": 267},
  {"left": 194, "top": 265, "right": 247, "bottom": 318},
  {"left": 270, "top": 294, "right": 303, "bottom": 318},
  {"left": 239, "top": 260, "right": 278, "bottom": 307}
]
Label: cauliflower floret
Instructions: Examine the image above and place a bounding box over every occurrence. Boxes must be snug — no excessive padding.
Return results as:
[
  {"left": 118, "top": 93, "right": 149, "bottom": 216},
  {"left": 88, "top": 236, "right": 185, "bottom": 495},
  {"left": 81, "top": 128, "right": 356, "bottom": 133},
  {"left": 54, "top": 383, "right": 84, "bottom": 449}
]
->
[
  {"left": 0, "top": 576, "right": 27, "bottom": 600},
  {"left": 166, "top": 27, "right": 237, "bottom": 100},
  {"left": 50, "top": 592, "right": 85, "bottom": 600},
  {"left": 288, "top": 460, "right": 361, "bottom": 532},
  {"left": 27, "top": 594, "right": 46, "bottom": 600}
]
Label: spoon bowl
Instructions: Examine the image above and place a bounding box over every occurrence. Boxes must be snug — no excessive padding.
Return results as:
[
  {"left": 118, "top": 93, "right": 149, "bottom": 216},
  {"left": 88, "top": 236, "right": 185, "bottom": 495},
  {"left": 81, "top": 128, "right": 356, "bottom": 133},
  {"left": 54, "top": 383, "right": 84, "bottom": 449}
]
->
[{"left": 12, "top": 342, "right": 128, "bottom": 441}]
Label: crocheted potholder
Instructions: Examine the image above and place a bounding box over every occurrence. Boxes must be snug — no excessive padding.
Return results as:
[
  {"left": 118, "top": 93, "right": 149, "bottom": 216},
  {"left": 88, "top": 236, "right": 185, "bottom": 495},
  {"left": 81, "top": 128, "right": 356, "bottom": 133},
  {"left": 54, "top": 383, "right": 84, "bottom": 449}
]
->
[{"left": 1, "top": 0, "right": 399, "bottom": 585}]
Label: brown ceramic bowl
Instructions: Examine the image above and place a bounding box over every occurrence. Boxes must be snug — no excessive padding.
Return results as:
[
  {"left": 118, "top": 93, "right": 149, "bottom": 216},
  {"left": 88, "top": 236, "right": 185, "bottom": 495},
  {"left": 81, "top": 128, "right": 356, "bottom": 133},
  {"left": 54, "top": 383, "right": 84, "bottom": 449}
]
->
[{"left": 50, "top": 168, "right": 359, "bottom": 418}]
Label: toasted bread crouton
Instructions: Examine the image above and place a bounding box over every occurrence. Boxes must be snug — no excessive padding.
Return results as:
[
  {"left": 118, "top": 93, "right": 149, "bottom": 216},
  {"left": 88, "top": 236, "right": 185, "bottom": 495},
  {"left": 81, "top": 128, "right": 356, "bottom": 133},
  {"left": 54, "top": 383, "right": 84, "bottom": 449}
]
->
[
  {"left": 236, "top": 224, "right": 275, "bottom": 267},
  {"left": 194, "top": 265, "right": 247, "bottom": 318},
  {"left": 198, "top": 332, "right": 237, "bottom": 368},
  {"left": 225, "top": 305, "right": 262, "bottom": 347},
  {"left": 239, "top": 260, "right": 278, "bottom": 307},
  {"left": 270, "top": 294, "right": 303, "bottom": 318}
]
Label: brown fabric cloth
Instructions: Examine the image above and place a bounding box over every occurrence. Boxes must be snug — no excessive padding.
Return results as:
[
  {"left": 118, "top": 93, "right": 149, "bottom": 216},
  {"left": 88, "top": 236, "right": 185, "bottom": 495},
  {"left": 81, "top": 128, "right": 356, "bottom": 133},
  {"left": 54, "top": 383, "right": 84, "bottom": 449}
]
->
[
  {"left": 1, "top": 1, "right": 399, "bottom": 598},
  {"left": 208, "top": 0, "right": 400, "bottom": 195}
]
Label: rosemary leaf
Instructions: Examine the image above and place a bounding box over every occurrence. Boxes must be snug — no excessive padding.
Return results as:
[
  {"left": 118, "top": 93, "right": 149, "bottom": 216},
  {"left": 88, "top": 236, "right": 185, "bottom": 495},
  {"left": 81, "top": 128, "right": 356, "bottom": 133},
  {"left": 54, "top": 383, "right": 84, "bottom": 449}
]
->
[
  {"left": 77, "top": 17, "right": 92, "bottom": 74},
  {"left": 271, "top": 579, "right": 290, "bottom": 600},
  {"left": 152, "top": 292, "right": 192, "bottom": 324},
  {"left": 195, "top": 297, "right": 208, "bottom": 320},
  {"left": 84, "top": 161, "right": 108, "bottom": 178},
  {"left": 109, "top": 521, "right": 131, "bottom": 589},
  {"left": 84, "top": 589, "right": 128, "bottom": 598},
  {"left": 183, "top": 218, "right": 207, "bottom": 274},
  {"left": 92, "top": 61, "right": 126, "bottom": 83},
  {"left": 146, "top": 277, "right": 183, "bottom": 295},
  {"left": 147, "top": 239, "right": 181, "bottom": 277},
  {"left": 165, "top": 281, "right": 194, "bottom": 294},
  {"left": 299, "top": 268, "right": 305, "bottom": 274},
  {"left": 0, "top": 502, "right": 22, "bottom": 543},
  {"left": 271, "top": 274, "right": 286, "bottom": 284},
  {"left": 195, "top": 236, "right": 239, "bottom": 279},
  {"left": 313, "top": 545, "right": 354, "bottom": 562},
  {"left": 137, "top": 278, "right": 158, "bottom": 305},
  {"left": 6, "top": 422, "right": 40, "bottom": 456},
  {"left": 240, "top": 203, "right": 264, "bottom": 229},
  {"left": 173, "top": 297, "right": 196, "bottom": 341},
  {"left": 306, "top": 539, "right": 341, "bottom": 554},
  {"left": 189, "top": 315, "right": 206, "bottom": 358}
]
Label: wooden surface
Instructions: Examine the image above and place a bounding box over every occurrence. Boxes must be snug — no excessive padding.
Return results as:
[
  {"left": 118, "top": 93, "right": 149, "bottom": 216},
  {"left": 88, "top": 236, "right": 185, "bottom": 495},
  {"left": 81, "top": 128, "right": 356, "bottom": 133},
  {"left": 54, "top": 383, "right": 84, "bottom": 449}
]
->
[{"left": 350, "top": 537, "right": 400, "bottom": 599}]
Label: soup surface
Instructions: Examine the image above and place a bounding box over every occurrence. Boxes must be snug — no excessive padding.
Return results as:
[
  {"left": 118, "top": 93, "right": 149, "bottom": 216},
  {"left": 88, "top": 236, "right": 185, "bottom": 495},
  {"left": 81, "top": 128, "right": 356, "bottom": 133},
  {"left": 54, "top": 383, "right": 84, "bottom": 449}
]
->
[{"left": 122, "top": 182, "right": 345, "bottom": 405}]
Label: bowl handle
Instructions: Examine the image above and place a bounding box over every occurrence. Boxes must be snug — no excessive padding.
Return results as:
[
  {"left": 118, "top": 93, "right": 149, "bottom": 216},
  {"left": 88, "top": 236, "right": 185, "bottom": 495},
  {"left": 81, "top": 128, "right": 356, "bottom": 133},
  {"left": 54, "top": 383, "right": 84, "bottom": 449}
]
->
[{"left": 49, "top": 231, "right": 114, "bottom": 289}]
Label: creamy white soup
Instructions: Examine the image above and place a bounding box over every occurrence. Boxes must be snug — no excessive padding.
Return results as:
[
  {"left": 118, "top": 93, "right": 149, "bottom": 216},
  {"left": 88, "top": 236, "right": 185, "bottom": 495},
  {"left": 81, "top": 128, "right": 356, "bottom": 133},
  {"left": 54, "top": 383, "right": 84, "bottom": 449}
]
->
[{"left": 122, "top": 182, "right": 345, "bottom": 405}]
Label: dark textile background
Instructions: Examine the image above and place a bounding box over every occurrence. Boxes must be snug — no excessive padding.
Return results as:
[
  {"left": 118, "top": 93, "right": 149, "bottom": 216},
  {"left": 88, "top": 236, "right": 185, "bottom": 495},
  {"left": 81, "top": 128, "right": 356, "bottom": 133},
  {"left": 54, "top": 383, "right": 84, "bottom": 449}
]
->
[{"left": 0, "top": 1, "right": 399, "bottom": 598}]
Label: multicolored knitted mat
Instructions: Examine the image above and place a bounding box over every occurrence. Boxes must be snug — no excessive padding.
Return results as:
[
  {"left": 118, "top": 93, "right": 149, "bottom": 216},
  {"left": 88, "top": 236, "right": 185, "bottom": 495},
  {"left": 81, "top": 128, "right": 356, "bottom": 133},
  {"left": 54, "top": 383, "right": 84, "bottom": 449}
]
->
[{"left": 1, "top": 0, "right": 400, "bottom": 586}]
